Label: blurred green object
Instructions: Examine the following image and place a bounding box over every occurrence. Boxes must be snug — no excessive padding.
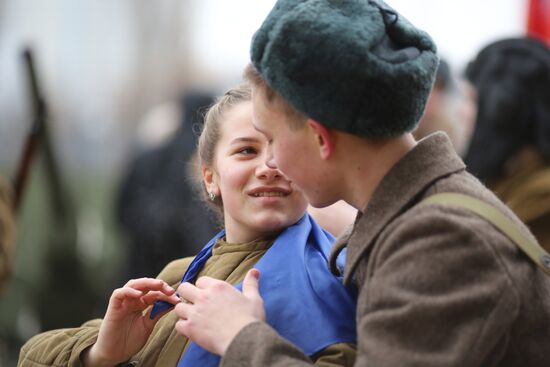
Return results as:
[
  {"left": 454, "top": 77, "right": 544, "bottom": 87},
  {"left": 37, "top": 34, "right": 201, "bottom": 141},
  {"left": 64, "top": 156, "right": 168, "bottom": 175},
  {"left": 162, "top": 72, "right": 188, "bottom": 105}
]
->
[
  {"left": 0, "top": 49, "right": 124, "bottom": 366},
  {"left": 0, "top": 168, "right": 124, "bottom": 366}
]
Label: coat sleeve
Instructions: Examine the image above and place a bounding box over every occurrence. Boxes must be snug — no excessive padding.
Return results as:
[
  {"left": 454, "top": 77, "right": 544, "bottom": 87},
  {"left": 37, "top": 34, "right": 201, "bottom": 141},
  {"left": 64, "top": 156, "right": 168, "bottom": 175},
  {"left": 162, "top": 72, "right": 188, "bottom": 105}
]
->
[
  {"left": 18, "top": 319, "right": 101, "bottom": 367},
  {"left": 222, "top": 322, "right": 356, "bottom": 367},
  {"left": 17, "top": 257, "right": 194, "bottom": 367},
  {"left": 221, "top": 208, "right": 521, "bottom": 367}
]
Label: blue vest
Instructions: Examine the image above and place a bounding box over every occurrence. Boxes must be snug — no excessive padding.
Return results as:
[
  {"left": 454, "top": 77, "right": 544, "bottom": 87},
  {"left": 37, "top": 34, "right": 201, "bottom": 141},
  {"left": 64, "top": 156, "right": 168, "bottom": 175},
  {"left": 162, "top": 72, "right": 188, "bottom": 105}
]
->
[{"left": 151, "top": 214, "right": 356, "bottom": 367}]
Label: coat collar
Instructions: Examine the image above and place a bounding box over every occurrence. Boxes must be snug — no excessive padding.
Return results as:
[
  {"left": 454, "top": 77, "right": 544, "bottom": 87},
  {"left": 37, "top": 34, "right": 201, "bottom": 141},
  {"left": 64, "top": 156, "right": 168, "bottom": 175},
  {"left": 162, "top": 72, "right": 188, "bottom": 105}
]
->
[{"left": 336, "top": 132, "right": 466, "bottom": 285}]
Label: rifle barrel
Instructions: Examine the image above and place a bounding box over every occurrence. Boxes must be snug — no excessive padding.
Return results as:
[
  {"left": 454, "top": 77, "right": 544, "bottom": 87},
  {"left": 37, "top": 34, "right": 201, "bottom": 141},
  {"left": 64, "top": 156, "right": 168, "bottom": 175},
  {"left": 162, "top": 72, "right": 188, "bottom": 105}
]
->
[{"left": 12, "top": 49, "right": 46, "bottom": 211}]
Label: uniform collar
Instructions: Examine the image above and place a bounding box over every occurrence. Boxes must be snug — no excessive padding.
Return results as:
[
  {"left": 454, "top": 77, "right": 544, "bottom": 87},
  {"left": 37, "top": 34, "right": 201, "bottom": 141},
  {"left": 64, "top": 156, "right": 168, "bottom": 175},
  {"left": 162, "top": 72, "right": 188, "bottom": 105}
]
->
[{"left": 336, "top": 132, "right": 466, "bottom": 285}]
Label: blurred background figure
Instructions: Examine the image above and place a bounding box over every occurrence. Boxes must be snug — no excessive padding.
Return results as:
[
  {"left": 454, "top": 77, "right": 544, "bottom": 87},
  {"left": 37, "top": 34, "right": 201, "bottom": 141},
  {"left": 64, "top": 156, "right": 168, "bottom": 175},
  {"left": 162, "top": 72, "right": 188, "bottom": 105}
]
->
[
  {"left": 464, "top": 37, "right": 550, "bottom": 252},
  {"left": 116, "top": 92, "right": 219, "bottom": 281},
  {"left": 413, "top": 60, "right": 458, "bottom": 148},
  {"left": 413, "top": 59, "right": 474, "bottom": 156},
  {"left": 0, "top": 177, "right": 16, "bottom": 295}
]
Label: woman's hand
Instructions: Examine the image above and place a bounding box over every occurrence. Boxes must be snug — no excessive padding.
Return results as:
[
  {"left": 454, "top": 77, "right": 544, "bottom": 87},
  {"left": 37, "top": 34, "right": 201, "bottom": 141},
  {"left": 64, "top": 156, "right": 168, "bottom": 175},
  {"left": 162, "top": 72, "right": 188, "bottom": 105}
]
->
[
  {"left": 174, "top": 269, "right": 265, "bottom": 356},
  {"left": 82, "top": 278, "right": 180, "bottom": 367}
]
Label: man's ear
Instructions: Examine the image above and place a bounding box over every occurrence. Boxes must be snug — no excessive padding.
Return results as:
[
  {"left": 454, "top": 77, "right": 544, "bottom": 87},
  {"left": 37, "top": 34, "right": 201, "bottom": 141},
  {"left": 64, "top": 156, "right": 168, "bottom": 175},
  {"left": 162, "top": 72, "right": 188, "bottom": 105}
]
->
[
  {"left": 308, "top": 119, "right": 334, "bottom": 160},
  {"left": 202, "top": 166, "right": 219, "bottom": 195}
]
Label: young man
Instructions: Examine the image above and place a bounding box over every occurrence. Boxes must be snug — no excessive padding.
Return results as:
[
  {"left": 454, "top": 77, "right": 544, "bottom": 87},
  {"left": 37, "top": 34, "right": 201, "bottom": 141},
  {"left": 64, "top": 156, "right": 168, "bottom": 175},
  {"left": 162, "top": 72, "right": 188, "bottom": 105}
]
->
[{"left": 176, "top": 1, "right": 550, "bottom": 366}]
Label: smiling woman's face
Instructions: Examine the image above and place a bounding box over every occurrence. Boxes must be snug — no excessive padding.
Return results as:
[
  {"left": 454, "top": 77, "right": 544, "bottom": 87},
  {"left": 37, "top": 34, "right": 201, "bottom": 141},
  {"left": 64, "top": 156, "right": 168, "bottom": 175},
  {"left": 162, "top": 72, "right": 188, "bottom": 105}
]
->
[{"left": 203, "top": 101, "right": 307, "bottom": 243}]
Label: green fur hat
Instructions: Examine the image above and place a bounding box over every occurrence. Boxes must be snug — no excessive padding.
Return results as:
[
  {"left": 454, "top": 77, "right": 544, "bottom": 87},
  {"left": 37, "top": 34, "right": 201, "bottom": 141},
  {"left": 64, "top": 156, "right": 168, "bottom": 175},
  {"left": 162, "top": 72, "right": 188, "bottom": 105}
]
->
[{"left": 251, "top": 0, "right": 439, "bottom": 138}]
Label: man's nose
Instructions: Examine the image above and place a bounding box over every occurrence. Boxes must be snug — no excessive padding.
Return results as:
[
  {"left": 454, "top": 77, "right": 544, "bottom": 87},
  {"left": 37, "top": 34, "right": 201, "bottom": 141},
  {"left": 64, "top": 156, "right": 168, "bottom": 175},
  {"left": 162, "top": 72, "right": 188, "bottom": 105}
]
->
[{"left": 265, "top": 148, "right": 277, "bottom": 169}]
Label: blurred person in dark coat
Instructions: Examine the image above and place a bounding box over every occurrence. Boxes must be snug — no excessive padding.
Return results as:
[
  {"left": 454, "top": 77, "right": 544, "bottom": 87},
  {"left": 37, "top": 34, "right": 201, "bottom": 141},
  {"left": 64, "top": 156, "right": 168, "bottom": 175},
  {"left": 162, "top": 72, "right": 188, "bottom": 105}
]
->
[
  {"left": 116, "top": 92, "right": 219, "bottom": 280},
  {"left": 413, "top": 59, "right": 475, "bottom": 156},
  {"left": 414, "top": 60, "right": 460, "bottom": 149},
  {"left": 464, "top": 37, "right": 550, "bottom": 252}
]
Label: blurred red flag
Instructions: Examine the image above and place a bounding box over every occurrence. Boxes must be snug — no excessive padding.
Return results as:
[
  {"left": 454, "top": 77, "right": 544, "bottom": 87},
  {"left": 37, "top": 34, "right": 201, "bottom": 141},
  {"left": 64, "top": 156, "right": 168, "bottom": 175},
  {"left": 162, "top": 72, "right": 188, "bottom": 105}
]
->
[{"left": 528, "top": 0, "right": 550, "bottom": 45}]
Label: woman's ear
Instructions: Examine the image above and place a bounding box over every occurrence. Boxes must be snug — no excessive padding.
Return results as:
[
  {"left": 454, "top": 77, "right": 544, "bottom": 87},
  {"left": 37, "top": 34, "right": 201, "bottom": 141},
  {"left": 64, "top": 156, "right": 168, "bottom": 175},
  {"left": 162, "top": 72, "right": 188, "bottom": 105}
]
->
[
  {"left": 308, "top": 119, "right": 334, "bottom": 160},
  {"left": 202, "top": 166, "right": 219, "bottom": 195}
]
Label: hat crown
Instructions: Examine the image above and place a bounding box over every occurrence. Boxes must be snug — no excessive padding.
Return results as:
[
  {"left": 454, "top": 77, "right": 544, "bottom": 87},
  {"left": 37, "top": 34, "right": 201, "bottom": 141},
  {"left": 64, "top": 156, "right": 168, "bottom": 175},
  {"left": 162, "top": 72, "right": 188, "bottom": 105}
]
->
[{"left": 251, "top": 0, "right": 439, "bottom": 138}]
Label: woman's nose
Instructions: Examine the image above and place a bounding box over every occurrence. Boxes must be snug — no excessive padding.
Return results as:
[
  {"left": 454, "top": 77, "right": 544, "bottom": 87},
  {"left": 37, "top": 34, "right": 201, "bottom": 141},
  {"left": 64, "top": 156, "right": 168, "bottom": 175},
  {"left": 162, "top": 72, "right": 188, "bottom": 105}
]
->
[
  {"left": 257, "top": 153, "right": 281, "bottom": 180},
  {"left": 256, "top": 163, "right": 281, "bottom": 180}
]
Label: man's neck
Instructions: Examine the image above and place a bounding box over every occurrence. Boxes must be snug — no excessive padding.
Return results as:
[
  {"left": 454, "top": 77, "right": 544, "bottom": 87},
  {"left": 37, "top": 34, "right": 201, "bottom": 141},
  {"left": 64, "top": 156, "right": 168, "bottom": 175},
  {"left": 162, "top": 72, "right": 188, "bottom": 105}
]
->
[{"left": 338, "top": 133, "right": 417, "bottom": 211}]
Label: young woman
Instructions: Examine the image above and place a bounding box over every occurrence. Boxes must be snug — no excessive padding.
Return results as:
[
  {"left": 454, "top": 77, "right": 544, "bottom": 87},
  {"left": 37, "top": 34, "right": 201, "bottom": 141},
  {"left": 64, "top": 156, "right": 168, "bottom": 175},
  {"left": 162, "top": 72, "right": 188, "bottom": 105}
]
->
[{"left": 18, "top": 84, "right": 357, "bottom": 367}]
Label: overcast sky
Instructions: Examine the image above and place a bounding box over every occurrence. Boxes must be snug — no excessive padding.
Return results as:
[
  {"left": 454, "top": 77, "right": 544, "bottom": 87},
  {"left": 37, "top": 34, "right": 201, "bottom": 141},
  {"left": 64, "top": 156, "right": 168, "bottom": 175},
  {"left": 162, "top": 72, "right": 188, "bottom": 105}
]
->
[
  {"left": 0, "top": 0, "right": 528, "bottom": 173},
  {"left": 190, "top": 0, "right": 526, "bottom": 80}
]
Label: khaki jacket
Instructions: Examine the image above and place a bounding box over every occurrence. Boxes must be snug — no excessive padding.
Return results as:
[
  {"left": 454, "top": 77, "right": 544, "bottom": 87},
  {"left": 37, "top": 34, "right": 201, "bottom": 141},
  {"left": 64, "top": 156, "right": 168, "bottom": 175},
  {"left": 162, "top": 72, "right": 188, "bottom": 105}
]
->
[
  {"left": 491, "top": 151, "right": 550, "bottom": 253},
  {"left": 221, "top": 133, "right": 550, "bottom": 367},
  {"left": 19, "top": 239, "right": 356, "bottom": 366}
]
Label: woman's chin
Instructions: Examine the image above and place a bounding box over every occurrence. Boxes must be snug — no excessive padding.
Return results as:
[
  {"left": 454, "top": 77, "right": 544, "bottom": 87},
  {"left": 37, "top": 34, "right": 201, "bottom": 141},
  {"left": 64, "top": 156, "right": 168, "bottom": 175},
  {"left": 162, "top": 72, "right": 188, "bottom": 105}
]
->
[{"left": 254, "top": 214, "right": 302, "bottom": 234}]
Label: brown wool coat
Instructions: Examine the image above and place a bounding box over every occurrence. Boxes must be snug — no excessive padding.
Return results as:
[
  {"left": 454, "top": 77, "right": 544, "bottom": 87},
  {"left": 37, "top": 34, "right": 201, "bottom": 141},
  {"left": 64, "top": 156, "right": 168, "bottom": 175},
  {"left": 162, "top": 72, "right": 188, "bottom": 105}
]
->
[{"left": 221, "top": 132, "right": 550, "bottom": 367}]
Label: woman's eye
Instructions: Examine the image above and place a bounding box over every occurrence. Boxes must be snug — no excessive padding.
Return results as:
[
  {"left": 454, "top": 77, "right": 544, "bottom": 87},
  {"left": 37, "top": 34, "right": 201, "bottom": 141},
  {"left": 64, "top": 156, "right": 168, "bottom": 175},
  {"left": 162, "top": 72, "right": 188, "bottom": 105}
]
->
[{"left": 237, "top": 147, "right": 257, "bottom": 155}]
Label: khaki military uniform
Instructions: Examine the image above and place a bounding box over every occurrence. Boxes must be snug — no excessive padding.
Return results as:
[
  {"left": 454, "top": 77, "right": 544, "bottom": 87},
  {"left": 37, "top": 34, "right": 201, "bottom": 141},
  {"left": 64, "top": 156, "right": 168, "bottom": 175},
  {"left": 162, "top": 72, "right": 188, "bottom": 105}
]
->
[{"left": 19, "top": 239, "right": 355, "bottom": 366}]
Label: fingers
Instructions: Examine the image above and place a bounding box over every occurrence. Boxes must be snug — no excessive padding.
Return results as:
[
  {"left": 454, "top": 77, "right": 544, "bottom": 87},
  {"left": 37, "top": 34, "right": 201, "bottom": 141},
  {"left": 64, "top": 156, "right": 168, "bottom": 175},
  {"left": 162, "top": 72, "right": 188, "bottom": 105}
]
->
[
  {"left": 140, "top": 290, "right": 180, "bottom": 306},
  {"left": 242, "top": 269, "right": 260, "bottom": 299},
  {"left": 174, "top": 317, "right": 190, "bottom": 338},
  {"left": 179, "top": 275, "right": 257, "bottom": 305},
  {"left": 242, "top": 269, "right": 265, "bottom": 321},
  {"left": 174, "top": 301, "right": 204, "bottom": 340},
  {"left": 178, "top": 280, "right": 208, "bottom": 304},
  {"left": 110, "top": 287, "right": 145, "bottom": 308},
  {"left": 173, "top": 301, "right": 193, "bottom": 337},
  {"left": 109, "top": 278, "right": 177, "bottom": 310},
  {"left": 124, "top": 278, "right": 175, "bottom": 295},
  {"left": 194, "top": 276, "right": 220, "bottom": 289}
]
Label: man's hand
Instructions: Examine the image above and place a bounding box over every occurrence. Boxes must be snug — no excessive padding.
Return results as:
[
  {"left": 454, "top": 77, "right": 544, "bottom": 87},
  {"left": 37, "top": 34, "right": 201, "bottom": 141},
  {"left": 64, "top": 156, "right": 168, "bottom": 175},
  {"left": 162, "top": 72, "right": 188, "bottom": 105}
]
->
[{"left": 174, "top": 269, "right": 265, "bottom": 355}]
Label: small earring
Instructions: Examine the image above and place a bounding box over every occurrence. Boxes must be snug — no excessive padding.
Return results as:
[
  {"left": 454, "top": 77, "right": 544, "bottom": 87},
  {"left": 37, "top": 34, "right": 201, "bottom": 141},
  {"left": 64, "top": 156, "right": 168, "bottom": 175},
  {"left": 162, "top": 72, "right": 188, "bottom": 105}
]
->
[{"left": 208, "top": 191, "right": 216, "bottom": 201}]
